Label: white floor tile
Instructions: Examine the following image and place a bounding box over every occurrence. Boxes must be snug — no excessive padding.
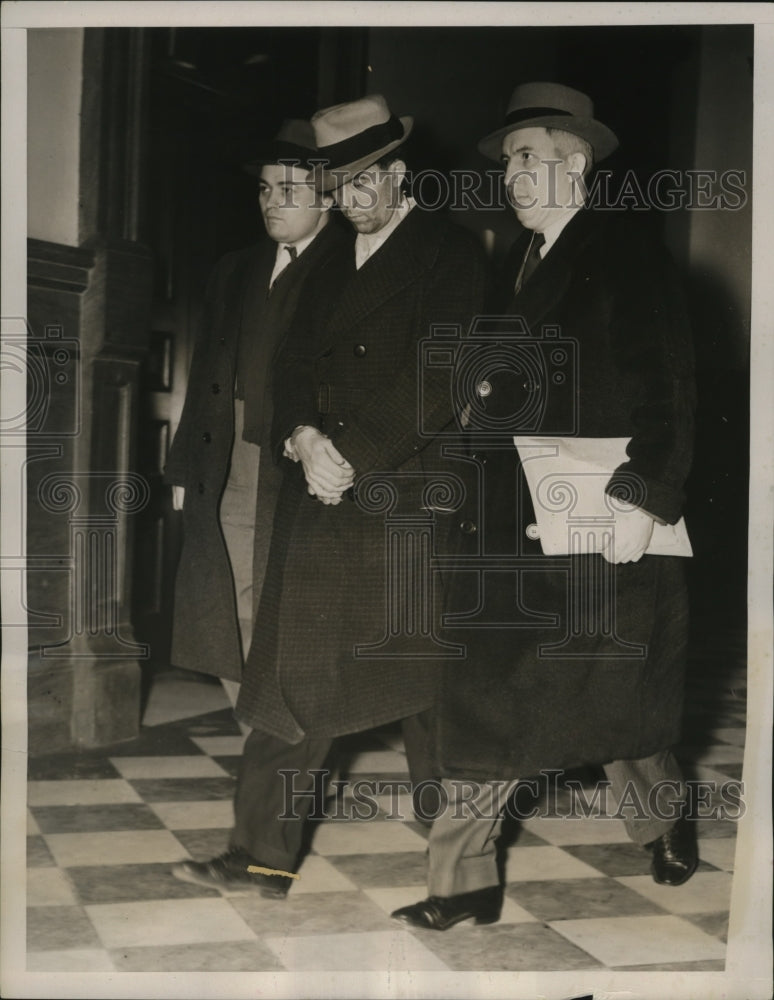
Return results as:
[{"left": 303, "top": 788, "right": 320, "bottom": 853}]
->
[
  {"left": 26, "top": 868, "right": 77, "bottom": 906},
  {"left": 504, "top": 845, "right": 603, "bottom": 882},
  {"left": 707, "top": 727, "right": 747, "bottom": 747},
  {"left": 310, "top": 820, "right": 427, "bottom": 856},
  {"left": 551, "top": 913, "right": 726, "bottom": 966},
  {"left": 264, "top": 929, "right": 449, "bottom": 971},
  {"left": 28, "top": 779, "right": 141, "bottom": 806},
  {"left": 44, "top": 830, "right": 191, "bottom": 867},
  {"left": 341, "top": 750, "right": 409, "bottom": 774},
  {"left": 109, "top": 756, "right": 229, "bottom": 779},
  {"left": 290, "top": 855, "right": 358, "bottom": 894},
  {"left": 190, "top": 735, "right": 247, "bottom": 757},
  {"left": 141, "top": 676, "right": 229, "bottom": 726},
  {"left": 616, "top": 871, "right": 734, "bottom": 914},
  {"left": 86, "top": 897, "right": 257, "bottom": 949},
  {"left": 27, "top": 948, "right": 116, "bottom": 971},
  {"left": 148, "top": 800, "right": 234, "bottom": 830},
  {"left": 521, "top": 814, "right": 630, "bottom": 846}
]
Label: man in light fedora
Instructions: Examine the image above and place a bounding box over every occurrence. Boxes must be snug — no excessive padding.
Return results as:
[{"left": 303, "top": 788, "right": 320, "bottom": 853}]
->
[
  {"left": 393, "top": 82, "right": 698, "bottom": 931},
  {"left": 173, "top": 95, "right": 489, "bottom": 897}
]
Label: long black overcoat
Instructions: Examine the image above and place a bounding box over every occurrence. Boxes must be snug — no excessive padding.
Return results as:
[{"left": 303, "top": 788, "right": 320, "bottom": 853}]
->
[
  {"left": 437, "top": 208, "right": 697, "bottom": 780},
  {"left": 164, "top": 222, "right": 351, "bottom": 680},
  {"left": 236, "top": 209, "right": 489, "bottom": 741}
]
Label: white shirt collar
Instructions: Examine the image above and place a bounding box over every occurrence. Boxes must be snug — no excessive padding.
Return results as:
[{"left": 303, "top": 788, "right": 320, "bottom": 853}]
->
[
  {"left": 269, "top": 225, "right": 323, "bottom": 287},
  {"left": 354, "top": 196, "right": 415, "bottom": 270}
]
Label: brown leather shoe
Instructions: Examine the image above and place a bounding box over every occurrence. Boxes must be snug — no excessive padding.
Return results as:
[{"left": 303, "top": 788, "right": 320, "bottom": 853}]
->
[
  {"left": 647, "top": 817, "right": 698, "bottom": 886},
  {"left": 172, "top": 847, "right": 293, "bottom": 898},
  {"left": 391, "top": 885, "right": 502, "bottom": 930}
]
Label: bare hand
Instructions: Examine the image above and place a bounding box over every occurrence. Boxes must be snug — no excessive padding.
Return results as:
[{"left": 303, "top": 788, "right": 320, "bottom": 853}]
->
[
  {"left": 291, "top": 426, "right": 355, "bottom": 503},
  {"left": 601, "top": 503, "right": 655, "bottom": 563},
  {"left": 172, "top": 485, "right": 185, "bottom": 511}
]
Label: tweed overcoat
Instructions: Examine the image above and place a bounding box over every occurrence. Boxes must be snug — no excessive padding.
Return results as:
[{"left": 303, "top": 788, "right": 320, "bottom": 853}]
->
[
  {"left": 236, "top": 208, "right": 490, "bottom": 741},
  {"left": 437, "top": 208, "right": 697, "bottom": 780},
  {"left": 164, "top": 222, "right": 351, "bottom": 680}
]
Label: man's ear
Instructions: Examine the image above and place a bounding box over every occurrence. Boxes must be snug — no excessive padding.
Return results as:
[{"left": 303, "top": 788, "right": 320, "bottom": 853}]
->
[
  {"left": 566, "top": 151, "right": 589, "bottom": 204},
  {"left": 390, "top": 159, "right": 407, "bottom": 188},
  {"left": 319, "top": 191, "right": 335, "bottom": 213}
]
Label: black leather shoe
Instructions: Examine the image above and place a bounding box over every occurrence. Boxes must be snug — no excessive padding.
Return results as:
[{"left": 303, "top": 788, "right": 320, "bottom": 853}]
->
[
  {"left": 647, "top": 817, "right": 698, "bottom": 886},
  {"left": 391, "top": 885, "right": 502, "bottom": 930},
  {"left": 172, "top": 847, "right": 293, "bottom": 898}
]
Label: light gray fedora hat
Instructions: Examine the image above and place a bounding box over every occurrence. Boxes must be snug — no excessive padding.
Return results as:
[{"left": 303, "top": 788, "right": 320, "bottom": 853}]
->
[
  {"left": 311, "top": 94, "right": 413, "bottom": 191},
  {"left": 479, "top": 82, "right": 619, "bottom": 164}
]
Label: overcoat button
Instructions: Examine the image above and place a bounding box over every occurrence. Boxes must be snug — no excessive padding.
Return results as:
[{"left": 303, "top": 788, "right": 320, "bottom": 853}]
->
[
  {"left": 354, "top": 344, "right": 367, "bottom": 357},
  {"left": 202, "top": 432, "right": 212, "bottom": 443},
  {"left": 460, "top": 519, "right": 477, "bottom": 535},
  {"left": 526, "top": 523, "right": 540, "bottom": 540},
  {"left": 197, "top": 482, "right": 205, "bottom": 494},
  {"left": 211, "top": 383, "right": 220, "bottom": 394},
  {"left": 477, "top": 380, "right": 492, "bottom": 397}
]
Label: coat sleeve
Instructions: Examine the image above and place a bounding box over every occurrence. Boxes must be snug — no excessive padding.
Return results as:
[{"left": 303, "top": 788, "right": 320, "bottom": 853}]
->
[
  {"left": 328, "top": 228, "right": 490, "bottom": 474},
  {"left": 603, "top": 224, "right": 696, "bottom": 524},
  {"left": 163, "top": 253, "right": 236, "bottom": 486}
]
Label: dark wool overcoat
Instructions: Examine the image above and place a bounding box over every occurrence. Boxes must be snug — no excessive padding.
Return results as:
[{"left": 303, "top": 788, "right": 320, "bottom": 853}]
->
[
  {"left": 236, "top": 209, "right": 490, "bottom": 741},
  {"left": 437, "top": 208, "right": 697, "bottom": 781},
  {"left": 164, "top": 222, "right": 351, "bottom": 681}
]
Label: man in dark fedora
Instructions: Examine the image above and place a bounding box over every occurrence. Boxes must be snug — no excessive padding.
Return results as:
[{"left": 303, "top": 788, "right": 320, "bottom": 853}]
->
[
  {"left": 173, "top": 95, "right": 489, "bottom": 896},
  {"left": 393, "top": 82, "right": 698, "bottom": 931},
  {"left": 165, "top": 119, "right": 345, "bottom": 708}
]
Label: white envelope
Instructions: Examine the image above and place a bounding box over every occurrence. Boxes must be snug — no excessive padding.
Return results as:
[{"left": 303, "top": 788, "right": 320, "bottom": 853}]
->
[{"left": 513, "top": 435, "right": 693, "bottom": 558}]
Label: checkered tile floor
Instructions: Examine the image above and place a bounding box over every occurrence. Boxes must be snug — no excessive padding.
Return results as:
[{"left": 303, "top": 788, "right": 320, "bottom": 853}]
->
[{"left": 26, "top": 631, "right": 746, "bottom": 973}]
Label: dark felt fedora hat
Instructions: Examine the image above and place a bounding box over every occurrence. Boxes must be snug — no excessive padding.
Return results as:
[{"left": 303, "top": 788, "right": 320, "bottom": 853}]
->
[
  {"left": 310, "top": 94, "right": 413, "bottom": 191},
  {"left": 243, "top": 118, "right": 319, "bottom": 176},
  {"left": 478, "top": 82, "right": 618, "bottom": 164}
]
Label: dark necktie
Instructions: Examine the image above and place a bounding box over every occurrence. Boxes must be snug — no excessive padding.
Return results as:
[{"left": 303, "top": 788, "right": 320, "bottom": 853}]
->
[
  {"left": 285, "top": 244, "right": 298, "bottom": 262},
  {"left": 514, "top": 231, "right": 546, "bottom": 295}
]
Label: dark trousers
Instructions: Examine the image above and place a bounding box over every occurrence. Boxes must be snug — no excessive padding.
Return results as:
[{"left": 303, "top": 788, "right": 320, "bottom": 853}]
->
[{"left": 230, "top": 711, "right": 436, "bottom": 872}]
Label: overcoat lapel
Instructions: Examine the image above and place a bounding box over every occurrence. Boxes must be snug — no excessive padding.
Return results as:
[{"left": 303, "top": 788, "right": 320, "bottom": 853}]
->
[
  {"left": 507, "top": 209, "right": 599, "bottom": 326},
  {"left": 328, "top": 210, "right": 440, "bottom": 333}
]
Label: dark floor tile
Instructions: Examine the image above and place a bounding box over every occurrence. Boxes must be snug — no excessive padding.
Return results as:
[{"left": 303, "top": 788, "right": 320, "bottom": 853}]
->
[
  {"left": 104, "top": 726, "right": 204, "bottom": 758},
  {"left": 66, "top": 862, "right": 221, "bottom": 904},
  {"left": 27, "top": 835, "right": 56, "bottom": 868},
  {"left": 325, "top": 851, "right": 428, "bottom": 888},
  {"left": 563, "top": 842, "right": 718, "bottom": 878},
  {"left": 694, "top": 817, "right": 740, "bottom": 840},
  {"left": 230, "top": 890, "right": 395, "bottom": 937},
  {"left": 410, "top": 919, "right": 603, "bottom": 972},
  {"left": 27, "top": 905, "right": 101, "bottom": 951},
  {"left": 175, "top": 709, "right": 243, "bottom": 737},
  {"left": 616, "top": 959, "right": 726, "bottom": 971},
  {"left": 561, "top": 842, "right": 655, "bottom": 877},
  {"left": 27, "top": 754, "right": 121, "bottom": 781},
  {"left": 127, "top": 777, "right": 235, "bottom": 802},
  {"left": 170, "top": 827, "right": 232, "bottom": 859},
  {"left": 506, "top": 877, "right": 665, "bottom": 922},
  {"left": 110, "top": 940, "right": 284, "bottom": 972},
  {"left": 682, "top": 910, "right": 730, "bottom": 943},
  {"left": 30, "top": 803, "right": 164, "bottom": 834},
  {"left": 211, "top": 756, "right": 241, "bottom": 779}
]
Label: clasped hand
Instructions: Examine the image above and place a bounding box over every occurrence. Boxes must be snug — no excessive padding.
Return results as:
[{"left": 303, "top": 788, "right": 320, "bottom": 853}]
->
[
  {"left": 289, "top": 426, "right": 355, "bottom": 505},
  {"left": 601, "top": 501, "right": 655, "bottom": 564}
]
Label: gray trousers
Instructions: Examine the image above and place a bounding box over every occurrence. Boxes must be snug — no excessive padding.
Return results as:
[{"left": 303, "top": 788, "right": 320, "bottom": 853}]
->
[{"left": 428, "top": 750, "right": 685, "bottom": 896}]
